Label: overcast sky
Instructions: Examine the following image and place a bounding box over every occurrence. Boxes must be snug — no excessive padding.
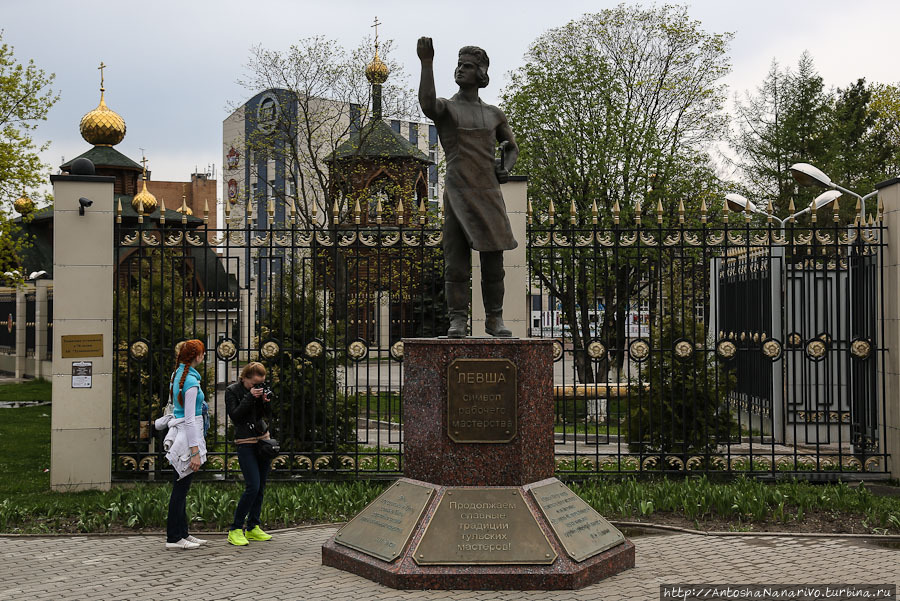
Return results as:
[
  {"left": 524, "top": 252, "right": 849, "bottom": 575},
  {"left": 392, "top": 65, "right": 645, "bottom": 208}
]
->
[{"left": 4, "top": 0, "right": 900, "bottom": 199}]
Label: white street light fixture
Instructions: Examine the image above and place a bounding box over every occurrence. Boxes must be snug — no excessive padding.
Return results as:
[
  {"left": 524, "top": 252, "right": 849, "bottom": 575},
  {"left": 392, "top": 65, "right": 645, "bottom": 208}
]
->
[
  {"left": 790, "top": 162, "right": 875, "bottom": 223},
  {"left": 723, "top": 190, "right": 842, "bottom": 233},
  {"left": 789, "top": 162, "right": 833, "bottom": 189},
  {"left": 724, "top": 193, "right": 758, "bottom": 214}
]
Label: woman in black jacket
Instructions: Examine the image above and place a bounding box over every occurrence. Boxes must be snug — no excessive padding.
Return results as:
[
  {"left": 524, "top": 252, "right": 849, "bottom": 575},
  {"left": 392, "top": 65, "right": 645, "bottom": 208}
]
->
[{"left": 225, "top": 361, "right": 274, "bottom": 546}]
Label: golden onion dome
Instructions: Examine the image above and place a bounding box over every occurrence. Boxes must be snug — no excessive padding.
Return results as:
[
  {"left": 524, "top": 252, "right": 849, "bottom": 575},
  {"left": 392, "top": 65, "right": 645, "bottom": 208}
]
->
[
  {"left": 131, "top": 178, "right": 158, "bottom": 213},
  {"left": 14, "top": 192, "right": 34, "bottom": 215},
  {"left": 365, "top": 52, "right": 389, "bottom": 85},
  {"left": 80, "top": 65, "right": 126, "bottom": 146}
]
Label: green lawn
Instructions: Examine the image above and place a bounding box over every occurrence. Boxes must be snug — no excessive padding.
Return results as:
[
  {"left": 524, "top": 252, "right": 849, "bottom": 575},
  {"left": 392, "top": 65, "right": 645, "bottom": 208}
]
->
[
  {"left": 0, "top": 378, "right": 52, "bottom": 403},
  {"left": 1, "top": 390, "right": 899, "bottom": 535}
]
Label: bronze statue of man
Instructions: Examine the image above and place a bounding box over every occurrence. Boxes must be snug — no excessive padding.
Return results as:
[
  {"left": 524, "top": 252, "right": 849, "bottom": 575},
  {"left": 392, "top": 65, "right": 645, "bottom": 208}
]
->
[{"left": 417, "top": 37, "right": 519, "bottom": 338}]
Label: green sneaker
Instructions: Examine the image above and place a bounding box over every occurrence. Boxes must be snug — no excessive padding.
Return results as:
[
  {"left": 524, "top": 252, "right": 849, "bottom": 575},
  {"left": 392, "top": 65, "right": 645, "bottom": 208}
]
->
[
  {"left": 228, "top": 528, "right": 249, "bottom": 546},
  {"left": 245, "top": 526, "right": 272, "bottom": 541}
]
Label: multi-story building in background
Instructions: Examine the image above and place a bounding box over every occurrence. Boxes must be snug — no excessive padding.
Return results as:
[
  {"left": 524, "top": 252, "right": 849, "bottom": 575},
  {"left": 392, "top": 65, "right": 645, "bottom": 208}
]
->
[{"left": 222, "top": 93, "right": 443, "bottom": 230}]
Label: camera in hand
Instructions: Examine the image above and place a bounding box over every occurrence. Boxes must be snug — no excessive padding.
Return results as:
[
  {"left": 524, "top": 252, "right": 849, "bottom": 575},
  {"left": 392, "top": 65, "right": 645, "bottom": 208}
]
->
[{"left": 253, "top": 381, "right": 274, "bottom": 400}]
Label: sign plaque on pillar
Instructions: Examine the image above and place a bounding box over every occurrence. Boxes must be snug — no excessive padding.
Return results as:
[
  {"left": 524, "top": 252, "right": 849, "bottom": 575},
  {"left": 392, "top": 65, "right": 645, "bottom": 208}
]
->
[{"left": 71, "top": 361, "right": 92, "bottom": 389}]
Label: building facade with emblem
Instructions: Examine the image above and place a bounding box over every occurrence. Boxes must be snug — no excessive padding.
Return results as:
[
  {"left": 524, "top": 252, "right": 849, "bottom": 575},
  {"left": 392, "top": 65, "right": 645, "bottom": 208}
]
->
[{"left": 222, "top": 56, "right": 444, "bottom": 233}]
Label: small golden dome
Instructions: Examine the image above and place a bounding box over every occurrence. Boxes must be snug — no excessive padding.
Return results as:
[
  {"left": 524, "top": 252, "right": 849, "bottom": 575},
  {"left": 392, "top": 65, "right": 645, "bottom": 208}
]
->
[
  {"left": 365, "top": 53, "right": 389, "bottom": 85},
  {"left": 131, "top": 178, "right": 158, "bottom": 213},
  {"left": 175, "top": 201, "right": 193, "bottom": 216},
  {"left": 14, "top": 193, "right": 34, "bottom": 215}
]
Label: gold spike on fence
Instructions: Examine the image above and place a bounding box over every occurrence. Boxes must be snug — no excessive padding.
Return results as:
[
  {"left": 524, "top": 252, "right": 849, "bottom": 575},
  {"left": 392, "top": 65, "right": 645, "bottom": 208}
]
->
[
  {"left": 591, "top": 200, "right": 598, "bottom": 225},
  {"left": 678, "top": 199, "right": 685, "bottom": 224},
  {"left": 333, "top": 199, "right": 340, "bottom": 225},
  {"left": 700, "top": 198, "right": 707, "bottom": 224},
  {"left": 353, "top": 198, "right": 361, "bottom": 225},
  {"left": 418, "top": 198, "right": 427, "bottom": 225},
  {"left": 570, "top": 200, "right": 577, "bottom": 225},
  {"left": 375, "top": 196, "right": 383, "bottom": 225},
  {"left": 116, "top": 198, "right": 122, "bottom": 224},
  {"left": 527, "top": 199, "right": 533, "bottom": 225},
  {"left": 160, "top": 197, "right": 167, "bottom": 224},
  {"left": 203, "top": 198, "right": 210, "bottom": 224},
  {"left": 656, "top": 199, "right": 663, "bottom": 224},
  {"left": 397, "top": 199, "right": 404, "bottom": 225},
  {"left": 613, "top": 199, "right": 620, "bottom": 225}
]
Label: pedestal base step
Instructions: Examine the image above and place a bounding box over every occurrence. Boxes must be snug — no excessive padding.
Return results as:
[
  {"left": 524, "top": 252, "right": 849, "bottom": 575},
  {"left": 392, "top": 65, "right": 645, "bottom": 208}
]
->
[{"left": 321, "top": 477, "right": 635, "bottom": 590}]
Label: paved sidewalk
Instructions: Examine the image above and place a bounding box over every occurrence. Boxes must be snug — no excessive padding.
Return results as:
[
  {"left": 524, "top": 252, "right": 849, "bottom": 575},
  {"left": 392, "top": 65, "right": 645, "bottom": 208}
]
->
[{"left": 1, "top": 527, "right": 897, "bottom": 601}]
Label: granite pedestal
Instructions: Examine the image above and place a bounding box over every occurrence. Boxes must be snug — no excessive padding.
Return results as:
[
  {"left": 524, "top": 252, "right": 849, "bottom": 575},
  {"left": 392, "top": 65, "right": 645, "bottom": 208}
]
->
[{"left": 322, "top": 338, "right": 634, "bottom": 590}]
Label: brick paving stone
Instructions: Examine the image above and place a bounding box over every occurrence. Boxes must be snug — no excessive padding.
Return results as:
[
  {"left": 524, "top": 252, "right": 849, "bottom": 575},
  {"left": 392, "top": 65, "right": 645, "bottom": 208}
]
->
[{"left": 0, "top": 528, "right": 898, "bottom": 601}]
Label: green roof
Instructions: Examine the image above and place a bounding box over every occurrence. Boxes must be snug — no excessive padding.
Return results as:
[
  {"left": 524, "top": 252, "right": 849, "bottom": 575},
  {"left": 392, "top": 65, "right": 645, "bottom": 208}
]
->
[
  {"left": 61, "top": 146, "right": 142, "bottom": 171},
  {"left": 330, "top": 119, "right": 431, "bottom": 163}
]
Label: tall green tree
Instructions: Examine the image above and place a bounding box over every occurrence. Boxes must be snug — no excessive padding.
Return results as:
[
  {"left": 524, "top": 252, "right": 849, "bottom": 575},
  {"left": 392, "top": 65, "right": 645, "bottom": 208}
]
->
[
  {"left": 732, "top": 53, "right": 832, "bottom": 215},
  {"left": 870, "top": 83, "right": 900, "bottom": 176},
  {"left": 733, "top": 55, "right": 899, "bottom": 221},
  {"left": 502, "top": 4, "right": 732, "bottom": 382},
  {"left": 0, "top": 32, "right": 58, "bottom": 285}
]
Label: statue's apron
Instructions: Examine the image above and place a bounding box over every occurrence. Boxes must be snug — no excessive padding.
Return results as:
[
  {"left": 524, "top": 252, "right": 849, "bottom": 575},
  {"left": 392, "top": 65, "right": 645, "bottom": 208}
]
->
[{"left": 442, "top": 127, "right": 517, "bottom": 252}]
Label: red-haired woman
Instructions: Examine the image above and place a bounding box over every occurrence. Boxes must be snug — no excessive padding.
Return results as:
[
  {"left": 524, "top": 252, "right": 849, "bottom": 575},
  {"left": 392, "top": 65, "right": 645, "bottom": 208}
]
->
[{"left": 164, "top": 339, "right": 208, "bottom": 550}]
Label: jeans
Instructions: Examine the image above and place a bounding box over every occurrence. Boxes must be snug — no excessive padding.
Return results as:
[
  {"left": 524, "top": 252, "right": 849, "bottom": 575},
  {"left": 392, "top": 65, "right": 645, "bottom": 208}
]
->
[
  {"left": 166, "top": 471, "right": 194, "bottom": 543},
  {"left": 231, "top": 444, "right": 270, "bottom": 531}
]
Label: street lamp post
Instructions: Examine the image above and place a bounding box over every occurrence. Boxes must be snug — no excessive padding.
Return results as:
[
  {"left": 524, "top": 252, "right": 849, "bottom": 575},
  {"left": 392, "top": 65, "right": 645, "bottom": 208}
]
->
[
  {"left": 724, "top": 190, "right": 842, "bottom": 234},
  {"left": 789, "top": 162, "right": 876, "bottom": 224}
]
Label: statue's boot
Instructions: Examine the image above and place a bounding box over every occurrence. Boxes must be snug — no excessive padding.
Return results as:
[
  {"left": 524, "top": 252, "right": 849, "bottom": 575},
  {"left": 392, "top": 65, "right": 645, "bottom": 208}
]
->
[
  {"left": 482, "top": 279, "right": 512, "bottom": 337},
  {"left": 445, "top": 281, "right": 469, "bottom": 338}
]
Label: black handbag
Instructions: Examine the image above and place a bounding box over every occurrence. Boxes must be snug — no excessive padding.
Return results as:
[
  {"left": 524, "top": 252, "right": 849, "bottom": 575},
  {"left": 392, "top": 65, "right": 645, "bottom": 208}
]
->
[{"left": 257, "top": 437, "right": 280, "bottom": 461}]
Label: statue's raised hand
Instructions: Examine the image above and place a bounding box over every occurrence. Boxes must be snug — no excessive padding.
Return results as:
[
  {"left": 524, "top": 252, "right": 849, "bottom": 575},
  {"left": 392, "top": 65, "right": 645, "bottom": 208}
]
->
[{"left": 417, "top": 37, "right": 434, "bottom": 63}]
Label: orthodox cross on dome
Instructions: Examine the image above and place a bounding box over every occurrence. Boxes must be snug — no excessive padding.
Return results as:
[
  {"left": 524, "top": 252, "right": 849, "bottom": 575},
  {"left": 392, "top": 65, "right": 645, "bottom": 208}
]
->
[
  {"left": 371, "top": 16, "right": 382, "bottom": 54},
  {"left": 98, "top": 61, "right": 107, "bottom": 91},
  {"left": 139, "top": 152, "right": 148, "bottom": 176}
]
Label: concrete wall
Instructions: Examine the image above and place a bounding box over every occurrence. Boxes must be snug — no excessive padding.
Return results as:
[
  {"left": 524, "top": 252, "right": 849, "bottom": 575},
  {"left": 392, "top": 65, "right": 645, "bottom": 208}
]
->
[{"left": 50, "top": 173, "right": 115, "bottom": 491}]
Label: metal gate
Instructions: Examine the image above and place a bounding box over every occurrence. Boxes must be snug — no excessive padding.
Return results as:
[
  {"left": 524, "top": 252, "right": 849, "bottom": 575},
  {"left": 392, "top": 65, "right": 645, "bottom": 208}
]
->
[{"left": 528, "top": 200, "right": 888, "bottom": 478}]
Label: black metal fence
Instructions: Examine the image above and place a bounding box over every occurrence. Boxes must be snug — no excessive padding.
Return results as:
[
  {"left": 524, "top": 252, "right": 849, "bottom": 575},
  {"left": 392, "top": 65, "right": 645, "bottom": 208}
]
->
[
  {"left": 529, "top": 201, "right": 888, "bottom": 478},
  {"left": 112, "top": 199, "right": 889, "bottom": 481}
]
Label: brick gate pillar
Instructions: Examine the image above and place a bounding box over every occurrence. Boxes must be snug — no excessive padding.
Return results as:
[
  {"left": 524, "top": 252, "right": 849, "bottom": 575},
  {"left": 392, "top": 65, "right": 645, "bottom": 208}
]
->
[
  {"left": 876, "top": 176, "right": 900, "bottom": 479},
  {"left": 50, "top": 167, "right": 115, "bottom": 491}
]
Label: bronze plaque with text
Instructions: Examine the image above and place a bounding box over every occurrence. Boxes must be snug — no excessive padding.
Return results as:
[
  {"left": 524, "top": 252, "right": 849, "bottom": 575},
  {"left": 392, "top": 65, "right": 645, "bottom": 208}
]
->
[
  {"left": 530, "top": 480, "right": 624, "bottom": 562},
  {"left": 447, "top": 358, "right": 517, "bottom": 443},
  {"left": 413, "top": 488, "right": 556, "bottom": 565},
  {"left": 60, "top": 334, "right": 104, "bottom": 358},
  {"left": 334, "top": 480, "right": 434, "bottom": 562}
]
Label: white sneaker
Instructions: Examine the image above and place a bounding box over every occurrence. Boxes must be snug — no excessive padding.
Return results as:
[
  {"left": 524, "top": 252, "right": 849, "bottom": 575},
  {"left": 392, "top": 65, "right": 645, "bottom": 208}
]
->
[
  {"left": 165, "top": 538, "right": 201, "bottom": 550},
  {"left": 186, "top": 535, "right": 208, "bottom": 545}
]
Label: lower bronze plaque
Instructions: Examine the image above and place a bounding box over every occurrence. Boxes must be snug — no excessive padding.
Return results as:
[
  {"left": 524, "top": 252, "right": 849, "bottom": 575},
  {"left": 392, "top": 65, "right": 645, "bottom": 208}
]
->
[
  {"left": 413, "top": 488, "right": 556, "bottom": 565},
  {"left": 334, "top": 480, "right": 434, "bottom": 562},
  {"left": 447, "top": 358, "right": 517, "bottom": 443},
  {"left": 530, "top": 480, "right": 624, "bottom": 562}
]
